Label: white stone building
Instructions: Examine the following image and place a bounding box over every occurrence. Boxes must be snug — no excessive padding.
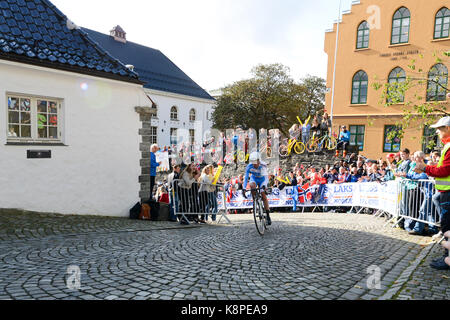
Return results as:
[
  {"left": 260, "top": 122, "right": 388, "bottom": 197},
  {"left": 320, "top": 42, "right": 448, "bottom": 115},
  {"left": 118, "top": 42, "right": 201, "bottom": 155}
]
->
[
  {"left": 0, "top": 0, "right": 214, "bottom": 216},
  {"left": 84, "top": 26, "right": 216, "bottom": 149}
]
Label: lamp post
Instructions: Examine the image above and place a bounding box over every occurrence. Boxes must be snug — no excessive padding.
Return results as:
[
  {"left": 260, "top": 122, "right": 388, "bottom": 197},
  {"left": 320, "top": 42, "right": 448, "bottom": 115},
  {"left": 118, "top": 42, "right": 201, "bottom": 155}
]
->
[{"left": 330, "top": 0, "right": 342, "bottom": 133}]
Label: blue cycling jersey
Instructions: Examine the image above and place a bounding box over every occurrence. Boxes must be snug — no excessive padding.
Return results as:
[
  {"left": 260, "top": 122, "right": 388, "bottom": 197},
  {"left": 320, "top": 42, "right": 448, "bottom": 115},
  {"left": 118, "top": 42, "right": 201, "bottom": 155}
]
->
[{"left": 243, "top": 163, "right": 269, "bottom": 189}]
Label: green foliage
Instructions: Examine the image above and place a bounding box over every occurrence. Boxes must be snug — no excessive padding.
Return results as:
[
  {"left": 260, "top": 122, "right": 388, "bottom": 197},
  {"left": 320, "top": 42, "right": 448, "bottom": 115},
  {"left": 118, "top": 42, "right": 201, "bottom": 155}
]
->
[
  {"left": 372, "top": 51, "right": 449, "bottom": 150},
  {"left": 211, "top": 64, "right": 326, "bottom": 135}
]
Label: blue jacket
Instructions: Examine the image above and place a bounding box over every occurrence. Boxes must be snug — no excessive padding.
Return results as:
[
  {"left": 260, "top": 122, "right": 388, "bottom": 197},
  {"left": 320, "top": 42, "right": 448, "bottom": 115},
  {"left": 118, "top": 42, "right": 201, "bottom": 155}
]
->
[
  {"left": 339, "top": 131, "right": 351, "bottom": 142},
  {"left": 150, "top": 152, "right": 160, "bottom": 177}
]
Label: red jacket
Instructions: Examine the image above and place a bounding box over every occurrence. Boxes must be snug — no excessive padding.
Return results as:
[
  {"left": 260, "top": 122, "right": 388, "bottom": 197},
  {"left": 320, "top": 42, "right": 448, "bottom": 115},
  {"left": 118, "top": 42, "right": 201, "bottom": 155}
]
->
[
  {"left": 159, "top": 193, "right": 169, "bottom": 204},
  {"left": 426, "top": 138, "right": 450, "bottom": 191}
]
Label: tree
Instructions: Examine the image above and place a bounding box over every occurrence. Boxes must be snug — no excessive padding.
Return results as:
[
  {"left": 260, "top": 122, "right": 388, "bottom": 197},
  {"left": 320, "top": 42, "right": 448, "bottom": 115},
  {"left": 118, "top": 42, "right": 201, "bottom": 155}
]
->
[
  {"left": 373, "top": 50, "right": 450, "bottom": 150},
  {"left": 211, "top": 64, "right": 326, "bottom": 135}
]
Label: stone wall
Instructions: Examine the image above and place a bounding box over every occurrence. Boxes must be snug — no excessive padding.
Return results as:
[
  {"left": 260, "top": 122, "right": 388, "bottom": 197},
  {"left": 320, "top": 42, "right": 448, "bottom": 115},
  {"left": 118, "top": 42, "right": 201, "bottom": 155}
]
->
[{"left": 136, "top": 107, "right": 157, "bottom": 201}]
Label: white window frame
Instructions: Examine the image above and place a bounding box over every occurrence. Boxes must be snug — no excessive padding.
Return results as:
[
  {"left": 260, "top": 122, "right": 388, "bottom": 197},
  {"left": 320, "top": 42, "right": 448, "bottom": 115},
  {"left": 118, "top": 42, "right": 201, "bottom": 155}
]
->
[
  {"left": 150, "top": 126, "right": 158, "bottom": 144},
  {"left": 170, "top": 128, "right": 178, "bottom": 145},
  {"left": 189, "top": 108, "right": 196, "bottom": 122},
  {"left": 189, "top": 129, "right": 195, "bottom": 145},
  {"left": 6, "top": 93, "right": 63, "bottom": 143},
  {"left": 170, "top": 106, "right": 178, "bottom": 121}
]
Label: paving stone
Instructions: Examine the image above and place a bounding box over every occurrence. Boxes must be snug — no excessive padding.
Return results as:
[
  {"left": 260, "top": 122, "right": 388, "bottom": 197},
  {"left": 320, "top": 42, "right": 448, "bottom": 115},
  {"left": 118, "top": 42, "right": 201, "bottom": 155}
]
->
[{"left": 0, "top": 211, "right": 446, "bottom": 301}]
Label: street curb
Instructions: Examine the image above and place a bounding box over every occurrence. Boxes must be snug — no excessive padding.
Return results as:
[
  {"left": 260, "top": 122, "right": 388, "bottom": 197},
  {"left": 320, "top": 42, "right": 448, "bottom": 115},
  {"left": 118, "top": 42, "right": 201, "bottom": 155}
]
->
[{"left": 377, "top": 241, "right": 437, "bottom": 300}]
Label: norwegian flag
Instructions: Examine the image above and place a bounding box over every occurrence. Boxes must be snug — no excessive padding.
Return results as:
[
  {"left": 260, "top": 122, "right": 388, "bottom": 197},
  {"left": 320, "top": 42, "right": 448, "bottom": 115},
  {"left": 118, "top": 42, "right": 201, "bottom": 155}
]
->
[
  {"left": 298, "top": 183, "right": 313, "bottom": 203},
  {"left": 226, "top": 187, "right": 233, "bottom": 202}
]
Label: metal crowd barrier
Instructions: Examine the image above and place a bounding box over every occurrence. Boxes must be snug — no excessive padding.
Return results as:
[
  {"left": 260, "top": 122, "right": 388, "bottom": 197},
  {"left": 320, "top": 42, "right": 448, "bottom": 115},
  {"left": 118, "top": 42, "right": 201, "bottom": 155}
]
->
[
  {"left": 170, "top": 179, "right": 231, "bottom": 225},
  {"left": 395, "top": 179, "right": 441, "bottom": 229}
]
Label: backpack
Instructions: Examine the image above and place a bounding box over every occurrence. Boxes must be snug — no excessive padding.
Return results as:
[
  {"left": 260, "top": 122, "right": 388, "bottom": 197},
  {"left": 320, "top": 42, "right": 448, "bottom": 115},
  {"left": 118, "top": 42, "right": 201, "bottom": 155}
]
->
[
  {"left": 129, "top": 202, "right": 141, "bottom": 220},
  {"left": 145, "top": 199, "right": 160, "bottom": 221},
  {"left": 139, "top": 203, "right": 152, "bottom": 220}
]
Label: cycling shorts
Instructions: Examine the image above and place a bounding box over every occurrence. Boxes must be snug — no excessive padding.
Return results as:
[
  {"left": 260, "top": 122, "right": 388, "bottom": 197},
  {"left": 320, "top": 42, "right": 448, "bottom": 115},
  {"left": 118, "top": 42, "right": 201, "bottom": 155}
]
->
[{"left": 250, "top": 176, "right": 268, "bottom": 189}]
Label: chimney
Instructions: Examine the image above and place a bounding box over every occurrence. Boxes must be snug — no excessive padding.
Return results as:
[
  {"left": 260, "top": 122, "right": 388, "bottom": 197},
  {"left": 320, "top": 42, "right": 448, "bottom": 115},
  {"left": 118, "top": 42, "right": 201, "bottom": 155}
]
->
[{"left": 110, "top": 25, "right": 126, "bottom": 43}]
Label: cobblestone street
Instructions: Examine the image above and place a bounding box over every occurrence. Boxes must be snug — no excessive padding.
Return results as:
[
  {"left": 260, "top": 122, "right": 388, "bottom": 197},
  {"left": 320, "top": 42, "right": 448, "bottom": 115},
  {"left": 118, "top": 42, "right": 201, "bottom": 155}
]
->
[{"left": 0, "top": 211, "right": 448, "bottom": 300}]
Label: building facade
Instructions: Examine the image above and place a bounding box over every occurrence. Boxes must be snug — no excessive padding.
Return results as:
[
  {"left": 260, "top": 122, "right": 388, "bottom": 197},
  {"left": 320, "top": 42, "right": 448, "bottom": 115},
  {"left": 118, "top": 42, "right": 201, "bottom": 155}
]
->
[
  {"left": 324, "top": 0, "right": 450, "bottom": 159},
  {"left": 84, "top": 27, "right": 216, "bottom": 150}
]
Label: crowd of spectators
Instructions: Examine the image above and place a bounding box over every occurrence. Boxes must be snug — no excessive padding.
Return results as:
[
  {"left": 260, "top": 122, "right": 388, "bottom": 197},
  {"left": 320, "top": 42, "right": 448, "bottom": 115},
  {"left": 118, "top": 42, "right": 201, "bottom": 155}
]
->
[{"left": 215, "top": 148, "right": 442, "bottom": 237}]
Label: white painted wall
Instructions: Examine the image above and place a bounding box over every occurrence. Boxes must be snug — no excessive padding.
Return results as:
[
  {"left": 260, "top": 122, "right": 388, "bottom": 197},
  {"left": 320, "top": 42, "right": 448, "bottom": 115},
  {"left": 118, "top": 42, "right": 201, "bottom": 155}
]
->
[
  {"left": 0, "top": 60, "right": 149, "bottom": 217},
  {"left": 145, "top": 88, "right": 215, "bottom": 147}
]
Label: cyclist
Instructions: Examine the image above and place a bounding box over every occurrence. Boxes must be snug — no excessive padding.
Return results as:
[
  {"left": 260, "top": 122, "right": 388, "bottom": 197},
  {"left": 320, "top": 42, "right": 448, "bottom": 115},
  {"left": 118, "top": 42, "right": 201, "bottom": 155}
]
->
[{"left": 243, "top": 152, "right": 272, "bottom": 225}]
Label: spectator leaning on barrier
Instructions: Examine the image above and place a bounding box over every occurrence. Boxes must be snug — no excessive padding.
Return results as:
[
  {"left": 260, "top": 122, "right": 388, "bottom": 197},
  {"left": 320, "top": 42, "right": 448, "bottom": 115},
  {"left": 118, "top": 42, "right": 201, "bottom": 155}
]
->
[
  {"left": 415, "top": 116, "right": 450, "bottom": 270},
  {"left": 167, "top": 164, "right": 181, "bottom": 222},
  {"left": 406, "top": 151, "right": 439, "bottom": 236}
]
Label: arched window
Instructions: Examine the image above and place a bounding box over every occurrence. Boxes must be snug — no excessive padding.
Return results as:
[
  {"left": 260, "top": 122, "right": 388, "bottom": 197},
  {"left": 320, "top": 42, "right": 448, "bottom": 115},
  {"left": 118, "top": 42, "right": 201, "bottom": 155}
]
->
[
  {"left": 427, "top": 63, "right": 448, "bottom": 101},
  {"left": 351, "top": 71, "right": 368, "bottom": 104},
  {"left": 189, "top": 109, "right": 196, "bottom": 121},
  {"left": 388, "top": 67, "right": 406, "bottom": 103},
  {"left": 170, "top": 106, "right": 178, "bottom": 120},
  {"left": 434, "top": 7, "right": 450, "bottom": 39},
  {"left": 356, "top": 21, "right": 370, "bottom": 49},
  {"left": 391, "top": 7, "right": 410, "bottom": 44}
]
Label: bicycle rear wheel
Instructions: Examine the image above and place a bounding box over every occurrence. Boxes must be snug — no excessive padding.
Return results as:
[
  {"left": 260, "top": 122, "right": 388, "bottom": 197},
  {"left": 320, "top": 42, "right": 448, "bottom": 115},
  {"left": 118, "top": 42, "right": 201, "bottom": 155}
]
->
[
  {"left": 294, "top": 141, "right": 306, "bottom": 154},
  {"left": 253, "top": 197, "right": 266, "bottom": 236},
  {"left": 306, "top": 139, "right": 318, "bottom": 153},
  {"left": 279, "top": 145, "right": 289, "bottom": 158}
]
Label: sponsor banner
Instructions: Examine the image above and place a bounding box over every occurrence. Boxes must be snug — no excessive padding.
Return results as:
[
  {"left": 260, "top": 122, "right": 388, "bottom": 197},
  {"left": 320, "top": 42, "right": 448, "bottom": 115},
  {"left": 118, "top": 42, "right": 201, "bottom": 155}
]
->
[{"left": 218, "top": 181, "right": 399, "bottom": 216}]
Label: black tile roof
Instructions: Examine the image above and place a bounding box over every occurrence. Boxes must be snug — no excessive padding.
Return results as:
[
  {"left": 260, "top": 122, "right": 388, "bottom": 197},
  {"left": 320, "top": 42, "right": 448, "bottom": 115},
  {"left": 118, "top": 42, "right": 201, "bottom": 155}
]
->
[
  {"left": 0, "top": 0, "right": 142, "bottom": 84},
  {"left": 82, "top": 28, "right": 215, "bottom": 101}
]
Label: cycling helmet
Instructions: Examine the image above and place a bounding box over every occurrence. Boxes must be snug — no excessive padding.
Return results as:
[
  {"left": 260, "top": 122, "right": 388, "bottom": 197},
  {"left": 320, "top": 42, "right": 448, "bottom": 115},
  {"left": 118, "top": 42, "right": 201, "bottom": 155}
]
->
[{"left": 250, "top": 152, "right": 260, "bottom": 164}]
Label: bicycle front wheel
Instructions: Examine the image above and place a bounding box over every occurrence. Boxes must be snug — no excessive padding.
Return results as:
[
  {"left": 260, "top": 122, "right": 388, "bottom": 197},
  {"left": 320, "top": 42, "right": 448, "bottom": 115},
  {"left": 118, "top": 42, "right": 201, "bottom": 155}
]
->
[
  {"left": 253, "top": 198, "right": 266, "bottom": 236},
  {"left": 237, "top": 151, "right": 246, "bottom": 163},
  {"left": 294, "top": 142, "right": 306, "bottom": 154},
  {"left": 327, "top": 136, "right": 338, "bottom": 150}
]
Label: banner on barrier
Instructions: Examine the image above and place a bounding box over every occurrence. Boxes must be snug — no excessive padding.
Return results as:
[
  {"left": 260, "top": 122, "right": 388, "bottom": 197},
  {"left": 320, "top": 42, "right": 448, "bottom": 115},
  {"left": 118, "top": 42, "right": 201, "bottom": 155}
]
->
[{"left": 218, "top": 181, "right": 399, "bottom": 216}]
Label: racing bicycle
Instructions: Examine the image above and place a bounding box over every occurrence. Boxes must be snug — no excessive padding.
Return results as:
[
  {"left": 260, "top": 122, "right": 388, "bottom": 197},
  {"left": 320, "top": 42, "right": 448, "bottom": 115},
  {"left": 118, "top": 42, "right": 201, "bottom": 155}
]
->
[
  {"left": 278, "top": 137, "right": 306, "bottom": 158},
  {"left": 306, "top": 132, "right": 338, "bottom": 153},
  {"left": 247, "top": 187, "right": 271, "bottom": 236}
]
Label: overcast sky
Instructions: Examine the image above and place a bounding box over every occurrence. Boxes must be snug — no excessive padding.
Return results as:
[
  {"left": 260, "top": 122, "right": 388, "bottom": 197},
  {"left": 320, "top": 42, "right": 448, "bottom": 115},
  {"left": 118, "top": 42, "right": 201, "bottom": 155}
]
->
[{"left": 51, "top": 0, "right": 355, "bottom": 91}]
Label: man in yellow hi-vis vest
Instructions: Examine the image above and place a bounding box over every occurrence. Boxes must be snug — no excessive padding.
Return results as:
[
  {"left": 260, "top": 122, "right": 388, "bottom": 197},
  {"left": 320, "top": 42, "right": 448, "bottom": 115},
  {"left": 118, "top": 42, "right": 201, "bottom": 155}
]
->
[{"left": 415, "top": 116, "right": 450, "bottom": 270}]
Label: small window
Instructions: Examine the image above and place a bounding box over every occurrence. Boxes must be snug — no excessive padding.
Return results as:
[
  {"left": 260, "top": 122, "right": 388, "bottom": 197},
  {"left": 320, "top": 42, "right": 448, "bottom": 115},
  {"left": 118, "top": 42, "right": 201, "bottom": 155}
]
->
[
  {"left": 351, "top": 70, "right": 368, "bottom": 104},
  {"left": 189, "top": 109, "right": 196, "bottom": 122},
  {"left": 151, "top": 104, "right": 157, "bottom": 118},
  {"left": 349, "top": 125, "right": 365, "bottom": 151},
  {"left": 170, "top": 106, "right": 178, "bottom": 121},
  {"left": 434, "top": 7, "right": 450, "bottom": 39},
  {"left": 170, "top": 128, "right": 178, "bottom": 145},
  {"left": 7, "top": 95, "right": 61, "bottom": 142},
  {"left": 383, "top": 125, "right": 402, "bottom": 153},
  {"left": 426, "top": 63, "right": 448, "bottom": 102},
  {"left": 387, "top": 67, "right": 406, "bottom": 103},
  {"left": 391, "top": 7, "right": 410, "bottom": 45},
  {"left": 150, "top": 126, "right": 158, "bottom": 145},
  {"left": 356, "top": 21, "right": 370, "bottom": 49},
  {"left": 189, "top": 129, "right": 195, "bottom": 145}
]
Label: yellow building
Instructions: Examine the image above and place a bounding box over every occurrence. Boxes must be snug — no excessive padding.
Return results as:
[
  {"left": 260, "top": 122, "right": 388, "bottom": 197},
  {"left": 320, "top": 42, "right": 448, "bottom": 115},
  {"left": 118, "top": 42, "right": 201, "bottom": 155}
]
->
[{"left": 324, "top": 0, "right": 450, "bottom": 159}]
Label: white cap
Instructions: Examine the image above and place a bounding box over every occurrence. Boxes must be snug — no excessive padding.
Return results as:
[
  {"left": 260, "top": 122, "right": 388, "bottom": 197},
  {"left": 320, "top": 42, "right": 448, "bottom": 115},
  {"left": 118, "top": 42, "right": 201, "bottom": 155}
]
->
[
  {"left": 430, "top": 116, "right": 450, "bottom": 128},
  {"left": 249, "top": 152, "right": 260, "bottom": 164}
]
